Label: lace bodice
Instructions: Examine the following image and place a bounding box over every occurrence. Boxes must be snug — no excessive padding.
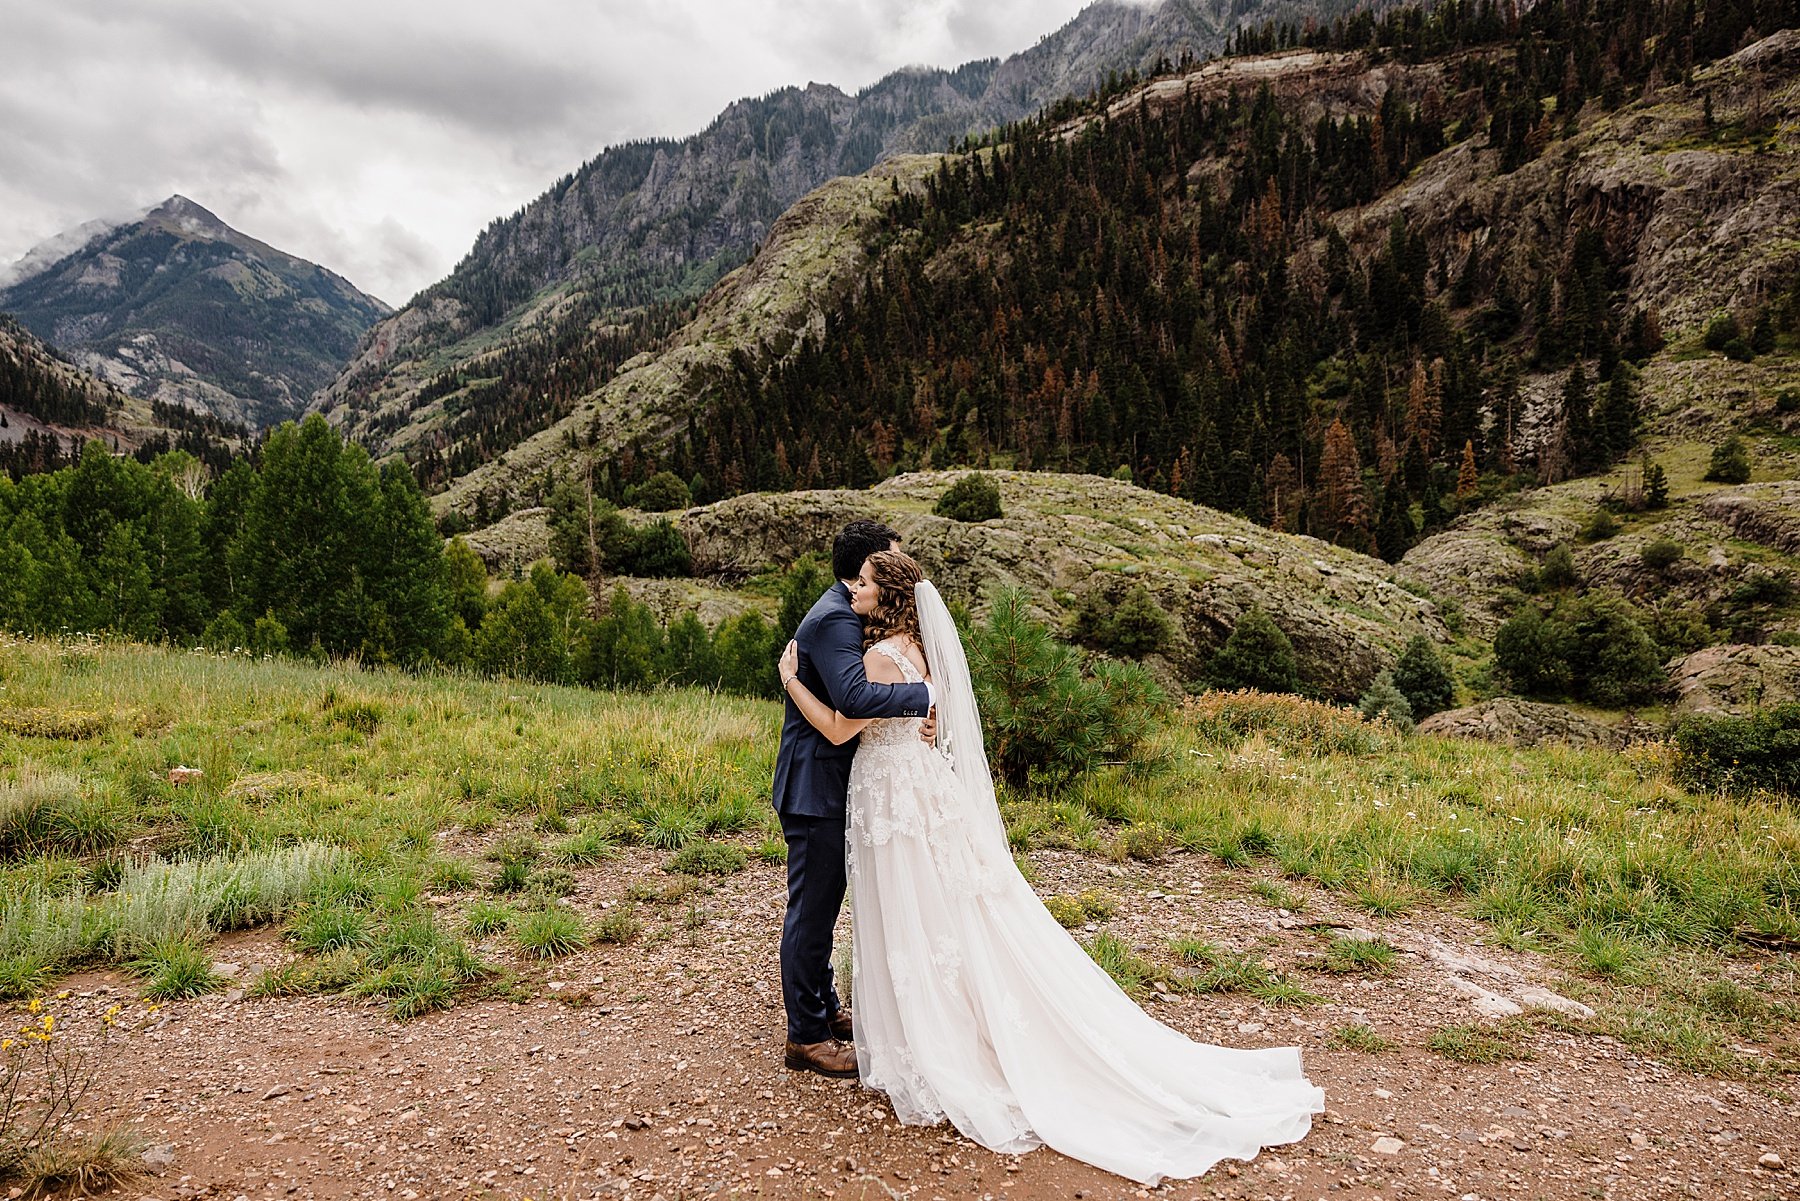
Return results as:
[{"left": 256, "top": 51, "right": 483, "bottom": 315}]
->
[{"left": 859, "top": 638, "right": 927, "bottom": 748}]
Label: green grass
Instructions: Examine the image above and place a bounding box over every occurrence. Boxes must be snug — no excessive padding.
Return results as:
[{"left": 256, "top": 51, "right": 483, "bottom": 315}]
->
[
  {"left": 1330, "top": 1023, "right": 1395, "bottom": 1053},
  {"left": 512, "top": 906, "right": 589, "bottom": 959},
  {"left": 1, "top": 635, "right": 1796, "bottom": 1061},
  {"left": 1248, "top": 879, "right": 1306, "bottom": 911},
  {"left": 461, "top": 898, "right": 514, "bottom": 938},
  {"left": 1084, "top": 931, "right": 1158, "bottom": 997},
  {"left": 129, "top": 938, "right": 225, "bottom": 1000},
  {"left": 1428, "top": 1019, "right": 1537, "bottom": 1064},
  {"left": 1324, "top": 934, "right": 1398, "bottom": 974},
  {"left": 665, "top": 840, "right": 748, "bottom": 876}
]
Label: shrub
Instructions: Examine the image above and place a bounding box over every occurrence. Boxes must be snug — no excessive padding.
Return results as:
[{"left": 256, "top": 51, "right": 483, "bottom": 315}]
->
[
  {"left": 969, "top": 589, "right": 1167, "bottom": 791},
  {"left": 1182, "top": 691, "right": 1389, "bottom": 756},
  {"left": 1391, "top": 635, "right": 1455, "bottom": 719},
  {"left": 1534, "top": 543, "right": 1580, "bottom": 591},
  {"left": 1044, "top": 896, "right": 1086, "bottom": 928},
  {"left": 935, "top": 473, "right": 1003, "bottom": 522},
  {"left": 593, "top": 905, "right": 642, "bottom": 944},
  {"left": 666, "top": 840, "right": 748, "bottom": 876},
  {"left": 1640, "top": 538, "right": 1684, "bottom": 571},
  {"left": 1071, "top": 583, "right": 1176, "bottom": 658},
  {"left": 1357, "top": 671, "right": 1415, "bottom": 732},
  {"left": 1671, "top": 703, "right": 1800, "bottom": 797},
  {"left": 1561, "top": 592, "right": 1667, "bottom": 707},
  {"left": 618, "top": 518, "right": 692, "bottom": 577},
  {"left": 1703, "top": 312, "right": 1740, "bottom": 352},
  {"left": 1121, "top": 823, "right": 1171, "bottom": 861},
  {"left": 1703, "top": 436, "right": 1752, "bottom": 485},
  {"left": 1207, "top": 607, "right": 1300, "bottom": 693},
  {"left": 1580, "top": 509, "right": 1619, "bottom": 541},
  {"left": 625, "top": 471, "right": 692, "bottom": 512},
  {"left": 1493, "top": 607, "right": 1576, "bottom": 697}
]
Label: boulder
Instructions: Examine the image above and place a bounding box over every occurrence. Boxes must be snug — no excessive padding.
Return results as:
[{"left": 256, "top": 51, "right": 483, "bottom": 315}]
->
[
  {"left": 1416, "top": 697, "right": 1624, "bottom": 749},
  {"left": 1667, "top": 643, "right": 1800, "bottom": 718}
]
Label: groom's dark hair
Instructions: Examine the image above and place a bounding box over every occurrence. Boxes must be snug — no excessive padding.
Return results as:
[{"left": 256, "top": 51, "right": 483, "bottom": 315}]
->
[{"left": 833, "top": 519, "right": 902, "bottom": 581}]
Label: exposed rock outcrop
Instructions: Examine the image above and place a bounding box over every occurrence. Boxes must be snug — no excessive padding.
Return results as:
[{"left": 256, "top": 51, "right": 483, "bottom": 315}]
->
[
  {"left": 1667, "top": 643, "right": 1800, "bottom": 718},
  {"left": 1416, "top": 698, "right": 1625, "bottom": 749},
  {"left": 679, "top": 470, "right": 1451, "bottom": 701}
]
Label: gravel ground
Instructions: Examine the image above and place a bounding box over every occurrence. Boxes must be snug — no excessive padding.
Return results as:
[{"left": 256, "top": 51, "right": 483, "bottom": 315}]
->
[{"left": 39, "top": 846, "right": 1800, "bottom": 1201}]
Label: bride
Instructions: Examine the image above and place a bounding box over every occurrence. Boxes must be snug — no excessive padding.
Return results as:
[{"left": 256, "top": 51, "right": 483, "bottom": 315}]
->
[{"left": 776, "top": 549, "right": 1324, "bottom": 1185}]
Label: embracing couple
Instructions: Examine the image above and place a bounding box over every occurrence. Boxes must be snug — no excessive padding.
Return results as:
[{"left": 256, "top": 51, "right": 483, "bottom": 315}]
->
[{"left": 770, "top": 519, "right": 1325, "bottom": 1184}]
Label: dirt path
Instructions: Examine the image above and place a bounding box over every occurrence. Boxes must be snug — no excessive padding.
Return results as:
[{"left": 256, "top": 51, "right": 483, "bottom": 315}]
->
[{"left": 49, "top": 848, "right": 1799, "bottom": 1201}]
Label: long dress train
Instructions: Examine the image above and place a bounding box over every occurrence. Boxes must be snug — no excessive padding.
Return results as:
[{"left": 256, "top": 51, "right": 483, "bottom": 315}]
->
[{"left": 845, "top": 634, "right": 1324, "bottom": 1185}]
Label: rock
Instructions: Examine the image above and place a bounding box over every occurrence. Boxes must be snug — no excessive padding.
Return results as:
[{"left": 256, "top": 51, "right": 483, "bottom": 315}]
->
[
  {"left": 1668, "top": 644, "right": 1800, "bottom": 718},
  {"left": 141, "top": 1143, "right": 177, "bottom": 1169},
  {"left": 1699, "top": 483, "right": 1800, "bottom": 556},
  {"left": 167, "top": 766, "right": 203, "bottom": 785},
  {"left": 680, "top": 471, "right": 1449, "bottom": 700},
  {"left": 1760, "top": 1152, "right": 1785, "bottom": 1171},
  {"left": 1370, "top": 1136, "right": 1406, "bottom": 1155},
  {"left": 1450, "top": 976, "right": 1525, "bottom": 1019},
  {"left": 1417, "top": 697, "right": 1625, "bottom": 750}
]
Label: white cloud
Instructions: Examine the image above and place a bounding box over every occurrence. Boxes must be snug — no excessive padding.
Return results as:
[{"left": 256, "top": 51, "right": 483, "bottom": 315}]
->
[{"left": 0, "top": 0, "right": 1091, "bottom": 307}]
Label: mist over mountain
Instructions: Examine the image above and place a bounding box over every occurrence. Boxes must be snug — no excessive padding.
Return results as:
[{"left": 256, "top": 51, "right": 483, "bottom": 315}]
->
[{"left": 1, "top": 196, "right": 389, "bottom": 429}]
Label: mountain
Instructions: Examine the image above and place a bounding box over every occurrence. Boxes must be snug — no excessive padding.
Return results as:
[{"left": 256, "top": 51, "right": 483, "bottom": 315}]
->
[
  {"left": 424, "top": 9, "right": 1800, "bottom": 534},
  {"left": 312, "top": 0, "right": 1398, "bottom": 476},
  {"left": 0, "top": 312, "right": 245, "bottom": 478},
  {"left": 0, "top": 196, "right": 390, "bottom": 429}
]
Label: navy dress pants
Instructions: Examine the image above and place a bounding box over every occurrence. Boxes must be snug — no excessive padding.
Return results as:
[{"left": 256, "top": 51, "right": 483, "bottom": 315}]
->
[{"left": 779, "top": 811, "right": 847, "bottom": 1043}]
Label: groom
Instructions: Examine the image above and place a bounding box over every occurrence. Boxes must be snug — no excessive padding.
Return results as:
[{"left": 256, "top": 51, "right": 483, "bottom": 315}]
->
[{"left": 771, "top": 519, "right": 934, "bottom": 1079}]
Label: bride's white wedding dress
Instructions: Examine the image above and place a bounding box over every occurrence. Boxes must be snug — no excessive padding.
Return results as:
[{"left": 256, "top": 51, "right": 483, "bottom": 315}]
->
[{"left": 841, "top": 584, "right": 1324, "bottom": 1184}]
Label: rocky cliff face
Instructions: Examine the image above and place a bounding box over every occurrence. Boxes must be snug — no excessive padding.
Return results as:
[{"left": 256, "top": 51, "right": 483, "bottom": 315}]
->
[
  {"left": 678, "top": 469, "right": 1449, "bottom": 700},
  {"left": 1, "top": 197, "right": 389, "bottom": 429},
  {"left": 313, "top": 0, "right": 1396, "bottom": 458},
  {"left": 0, "top": 312, "right": 244, "bottom": 466}
]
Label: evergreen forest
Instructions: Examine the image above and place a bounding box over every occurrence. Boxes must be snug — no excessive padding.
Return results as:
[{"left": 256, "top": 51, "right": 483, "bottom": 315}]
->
[{"left": 568, "top": 0, "right": 1800, "bottom": 563}]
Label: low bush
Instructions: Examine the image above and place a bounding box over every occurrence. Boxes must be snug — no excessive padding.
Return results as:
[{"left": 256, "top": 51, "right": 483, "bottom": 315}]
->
[
  {"left": 1357, "top": 671, "right": 1415, "bottom": 733},
  {"left": 1640, "top": 538, "right": 1684, "bottom": 571},
  {"left": 1070, "top": 583, "right": 1176, "bottom": 658},
  {"left": 1671, "top": 703, "right": 1800, "bottom": 798},
  {"left": 935, "top": 473, "right": 1003, "bottom": 522},
  {"left": 1391, "top": 635, "right": 1455, "bottom": 719},
  {"left": 1703, "top": 436, "right": 1752, "bottom": 485}
]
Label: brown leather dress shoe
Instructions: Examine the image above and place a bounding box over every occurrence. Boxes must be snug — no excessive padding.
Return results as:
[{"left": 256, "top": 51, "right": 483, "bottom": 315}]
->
[
  {"left": 784, "top": 1038, "right": 857, "bottom": 1079},
  {"left": 828, "top": 1007, "right": 853, "bottom": 1041}
]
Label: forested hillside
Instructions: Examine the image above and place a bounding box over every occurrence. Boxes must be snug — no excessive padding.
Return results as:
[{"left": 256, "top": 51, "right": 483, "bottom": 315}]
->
[
  {"left": 0, "top": 313, "right": 243, "bottom": 480},
  {"left": 540, "top": 0, "right": 1798, "bottom": 567},
  {"left": 314, "top": 0, "right": 1405, "bottom": 485}
]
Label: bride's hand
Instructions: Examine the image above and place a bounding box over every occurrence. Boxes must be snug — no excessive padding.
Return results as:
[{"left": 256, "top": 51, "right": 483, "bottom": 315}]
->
[
  {"left": 778, "top": 639, "right": 800, "bottom": 682},
  {"left": 918, "top": 707, "right": 937, "bottom": 745}
]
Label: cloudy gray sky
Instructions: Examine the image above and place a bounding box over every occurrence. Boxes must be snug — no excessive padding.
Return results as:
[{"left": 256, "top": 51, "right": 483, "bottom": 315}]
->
[{"left": 0, "top": 0, "right": 1097, "bottom": 308}]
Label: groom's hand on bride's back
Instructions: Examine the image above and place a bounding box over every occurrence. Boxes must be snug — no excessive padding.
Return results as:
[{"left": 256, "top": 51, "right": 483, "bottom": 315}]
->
[{"left": 919, "top": 707, "right": 936, "bottom": 745}]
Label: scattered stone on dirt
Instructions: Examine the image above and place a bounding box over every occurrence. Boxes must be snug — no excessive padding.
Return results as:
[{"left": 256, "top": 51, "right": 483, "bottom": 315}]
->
[{"left": 45, "top": 845, "right": 1799, "bottom": 1201}]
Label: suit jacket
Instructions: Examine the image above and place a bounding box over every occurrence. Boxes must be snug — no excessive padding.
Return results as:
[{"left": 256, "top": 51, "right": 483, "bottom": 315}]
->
[{"left": 771, "top": 582, "right": 933, "bottom": 819}]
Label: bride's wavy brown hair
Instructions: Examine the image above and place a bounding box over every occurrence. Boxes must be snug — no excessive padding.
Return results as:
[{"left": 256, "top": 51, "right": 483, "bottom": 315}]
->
[{"left": 860, "top": 549, "right": 925, "bottom": 650}]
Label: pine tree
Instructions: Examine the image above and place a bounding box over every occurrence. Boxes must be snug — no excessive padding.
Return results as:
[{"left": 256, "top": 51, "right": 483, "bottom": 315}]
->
[
  {"left": 1318, "top": 417, "right": 1368, "bottom": 544},
  {"left": 1207, "top": 606, "right": 1301, "bottom": 694},
  {"left": 1456, "top": 439, "right": 1480, "bottom": 499},
  {"left": 1391, "top": 634, "right": 1455, "bottom": 718},
  {"left": 1357, "top": 669, "right": 1415, "bottom": 732}
]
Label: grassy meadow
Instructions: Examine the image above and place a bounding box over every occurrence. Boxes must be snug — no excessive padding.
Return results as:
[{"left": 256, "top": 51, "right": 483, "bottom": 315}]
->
[{"left": 1, "top": 632, "right": 1796, "bottom": 1084}]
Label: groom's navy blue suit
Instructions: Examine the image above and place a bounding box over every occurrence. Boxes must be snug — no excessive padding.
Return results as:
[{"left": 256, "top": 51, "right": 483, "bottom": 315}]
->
[{"left": 772, "top": 582, "right": 931, "bottom": 1043}]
